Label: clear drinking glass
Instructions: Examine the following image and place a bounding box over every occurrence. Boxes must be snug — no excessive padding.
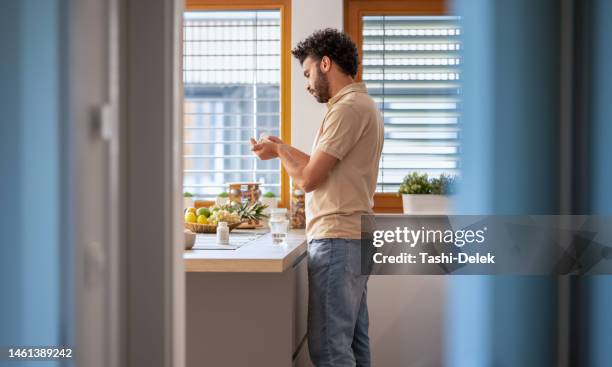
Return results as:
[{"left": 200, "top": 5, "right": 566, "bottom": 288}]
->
[{"left": 269, "top": 208, "right": 289, "bottom": 244}]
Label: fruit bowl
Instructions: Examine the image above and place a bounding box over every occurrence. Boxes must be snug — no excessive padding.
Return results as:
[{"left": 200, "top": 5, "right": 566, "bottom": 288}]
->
[{"left": 184, "top": 221, "right": 243, "bottom": 234}]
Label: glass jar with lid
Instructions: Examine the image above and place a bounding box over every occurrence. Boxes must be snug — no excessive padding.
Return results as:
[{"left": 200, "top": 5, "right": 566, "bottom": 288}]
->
[
  {"left": 290, "top": 181, "right": 306, "bottom": 229},
  {"left": 268, "top": 208, "right": 289, "bottom": 244}
]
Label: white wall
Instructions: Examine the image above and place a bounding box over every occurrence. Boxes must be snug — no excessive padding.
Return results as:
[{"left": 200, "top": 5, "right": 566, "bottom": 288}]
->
[
  {"left": 290, "top": 2, "right": 445, "bottom": 366},
  {"left": 290, "top": 0, "right": 343, "bottom": 152}
]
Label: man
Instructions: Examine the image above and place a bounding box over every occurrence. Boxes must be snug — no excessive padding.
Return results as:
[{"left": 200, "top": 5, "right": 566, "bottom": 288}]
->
[{"left": 250, "top": 28, "right": 384, "bottom": 367}]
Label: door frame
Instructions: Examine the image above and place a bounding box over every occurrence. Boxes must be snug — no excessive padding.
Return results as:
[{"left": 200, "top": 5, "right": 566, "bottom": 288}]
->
[{"left": 122, "top": 0, "right": 185, "bottom": 366}]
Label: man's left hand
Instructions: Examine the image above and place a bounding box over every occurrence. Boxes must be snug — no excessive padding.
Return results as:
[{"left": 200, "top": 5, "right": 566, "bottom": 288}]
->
[{"left": 250, "top": 137, "right": 280, "bottom": 160}]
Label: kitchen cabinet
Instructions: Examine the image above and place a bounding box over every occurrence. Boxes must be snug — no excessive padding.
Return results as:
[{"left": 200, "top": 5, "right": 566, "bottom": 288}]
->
[{"left": 185, "top": 231, "right": 310, "bottom": 367}]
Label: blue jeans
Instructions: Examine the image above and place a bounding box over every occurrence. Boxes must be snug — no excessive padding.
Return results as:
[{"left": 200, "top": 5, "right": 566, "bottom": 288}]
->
[{"left": 307, "top": 238, "right": 371, "bottom": 367}]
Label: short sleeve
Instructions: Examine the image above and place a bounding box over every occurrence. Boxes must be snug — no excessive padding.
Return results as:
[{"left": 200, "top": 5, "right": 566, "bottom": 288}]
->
[{"left": 316, "top": 105, "right": 365, "bottom": 160}]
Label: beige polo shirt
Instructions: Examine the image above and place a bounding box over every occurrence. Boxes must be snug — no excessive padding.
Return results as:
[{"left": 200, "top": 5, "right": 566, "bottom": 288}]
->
[{"left": 305, "top": 82, "right": 384, "bottom": 240}]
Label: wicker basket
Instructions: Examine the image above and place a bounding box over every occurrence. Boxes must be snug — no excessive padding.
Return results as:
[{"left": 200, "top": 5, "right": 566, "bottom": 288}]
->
[{"left": 184, "top": 221, "right": 242, "bottom": 234}]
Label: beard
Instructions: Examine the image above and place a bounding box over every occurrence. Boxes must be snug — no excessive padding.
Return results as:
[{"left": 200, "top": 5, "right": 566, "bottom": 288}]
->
[{"left": 311, "top": 70, "right": 331, "bottom": 103}]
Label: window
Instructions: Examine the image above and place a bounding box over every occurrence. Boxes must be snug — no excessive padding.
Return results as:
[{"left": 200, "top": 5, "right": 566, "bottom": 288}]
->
[
  {"left": 345, "top": 0, "right": 460, "bottom": 212},
  {"left": 183, "top": 1, "right": 291, "bottom": 206}
]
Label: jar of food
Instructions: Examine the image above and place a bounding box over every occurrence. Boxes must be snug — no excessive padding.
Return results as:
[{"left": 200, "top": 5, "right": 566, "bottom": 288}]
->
[
  {"left": 228, "top": 184, "right": 243, "bottom": 205},
  {"left": 290, "top": 181, "right": 306, "bottom": 229},
  {"left": 228, "top": 182, "right": 261, "bottom": 205},
  {"left": 243, "top": 183, "right": 261, "bottom": 204}
]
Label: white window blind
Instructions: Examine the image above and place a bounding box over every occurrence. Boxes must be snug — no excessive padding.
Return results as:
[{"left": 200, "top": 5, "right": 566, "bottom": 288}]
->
[
  {"left": 183, "top": 10, "right": 282, "bottom": 198},
  {"left": 362, "top": 15, "right": 461, "bottom": 192}
]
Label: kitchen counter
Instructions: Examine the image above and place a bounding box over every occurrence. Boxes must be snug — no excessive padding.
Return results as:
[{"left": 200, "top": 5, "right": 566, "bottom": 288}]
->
[
  {"left": 185, "top": 229, "right": 312, "bottom": 367},
  {"left": 184, "top": 229, "right": 307, "bottom": 272}
]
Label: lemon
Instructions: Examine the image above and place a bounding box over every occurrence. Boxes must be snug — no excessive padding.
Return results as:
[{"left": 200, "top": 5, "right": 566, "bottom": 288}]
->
[
  {"left": 186, "top": 207, "right": 196, "bottom": 214},
  {"left": 197, "top": 215, "right": 208, "bottom": 224},
  {"left": 196, "top": 207, "right": 211, "bottom": 218},
  {"left": 185, "top": 212, "right": 197, "bottom": 223}
]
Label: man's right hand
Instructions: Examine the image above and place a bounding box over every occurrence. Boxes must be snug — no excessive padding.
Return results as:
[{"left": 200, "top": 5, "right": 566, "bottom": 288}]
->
[{"left": 250, "top": 137, "right": 280, "bottom": 160}]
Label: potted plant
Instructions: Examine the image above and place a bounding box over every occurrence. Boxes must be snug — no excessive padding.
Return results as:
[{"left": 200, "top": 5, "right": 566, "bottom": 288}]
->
[
  {"left": 260, "top": 191, "right": 278, "bottom": 215},
  {"left": 430, "top": 174, "right": 457, "bottom": 196},
  {"left": 183, "top": 191, "right": 194, "bottom": 210},
  {"left": 215, "top": 191, "right": 229, "bottom": 206},
  {"left": 398, "top": 172, "right": 456, "bottom": 214}
]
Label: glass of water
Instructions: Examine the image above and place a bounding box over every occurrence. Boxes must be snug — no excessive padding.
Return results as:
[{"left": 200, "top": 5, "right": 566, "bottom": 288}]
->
[{"left": 268, "top": 208, "right": 289, "bottom": 244}]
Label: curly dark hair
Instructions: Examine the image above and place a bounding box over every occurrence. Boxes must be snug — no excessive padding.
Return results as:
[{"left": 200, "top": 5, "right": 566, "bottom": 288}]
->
[{"left": 291, "top": 28, "right": 359, "bottom": 78}]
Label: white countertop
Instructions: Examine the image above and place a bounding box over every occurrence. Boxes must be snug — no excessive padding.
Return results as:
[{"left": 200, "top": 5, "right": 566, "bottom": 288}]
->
[{"left": 184, "top": 229, "right": 307, "bottom": 273}]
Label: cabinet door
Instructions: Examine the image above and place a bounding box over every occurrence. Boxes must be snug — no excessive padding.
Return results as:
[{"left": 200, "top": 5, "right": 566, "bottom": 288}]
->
[{"left": 293, "top": 253, "right": 309, "bottom": 354}]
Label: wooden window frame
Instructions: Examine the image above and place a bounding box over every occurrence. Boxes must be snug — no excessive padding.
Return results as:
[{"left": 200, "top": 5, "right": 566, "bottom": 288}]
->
[
  {"left": 344, "top": 0, "right": 448, "bottom": 213},
  {"left": 185, "top": 0, "right": 292, "bottom": 209}
]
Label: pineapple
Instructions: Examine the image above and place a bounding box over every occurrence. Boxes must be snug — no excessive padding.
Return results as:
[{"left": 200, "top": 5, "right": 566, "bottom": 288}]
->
[{"left": 237, "top": 202, "right": 269, "bottom": 224}]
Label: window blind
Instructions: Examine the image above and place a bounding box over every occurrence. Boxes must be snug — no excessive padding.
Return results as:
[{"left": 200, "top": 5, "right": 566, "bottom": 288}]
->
[
  {"left": 183, "top": 10, "right": 282, "bottom": 198},
  {"left": 362, "top": 15, "right": 461, "bottom": 192}
]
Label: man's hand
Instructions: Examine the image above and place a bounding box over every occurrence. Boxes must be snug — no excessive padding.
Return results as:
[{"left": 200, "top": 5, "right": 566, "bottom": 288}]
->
[
  {"left": 250, "top": 134, "right": 338, "bottom": 192},
  {"left": 250, "top": 135, "right": 281, "bottom": 160},
  {"left": 263, "top": 135, "right": 283, "bottom": 144}
]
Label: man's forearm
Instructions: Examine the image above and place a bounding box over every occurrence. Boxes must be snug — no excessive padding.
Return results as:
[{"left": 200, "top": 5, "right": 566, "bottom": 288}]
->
[{"left": 276, "top": 143, "right": 310, "bottom": 186}]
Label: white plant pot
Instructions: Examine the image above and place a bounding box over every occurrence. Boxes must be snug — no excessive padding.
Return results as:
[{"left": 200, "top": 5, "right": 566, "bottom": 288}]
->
[
  {"left": 215, "top": 197, "right": 229, "bottom": 206},
  {"left": 183, "top": 197, "right": 194, "bottom": 210},
  {"left": 402, "top": 194, "right": 450, "bottom": 215}
]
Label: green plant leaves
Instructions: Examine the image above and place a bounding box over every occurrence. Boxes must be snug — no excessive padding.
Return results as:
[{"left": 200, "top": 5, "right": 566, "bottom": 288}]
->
[{"left": 398, "top": 172, "right": 457, "bottom": 195}]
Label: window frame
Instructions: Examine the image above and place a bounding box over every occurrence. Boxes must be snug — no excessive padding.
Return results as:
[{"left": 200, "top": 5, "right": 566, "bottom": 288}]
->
[
  {"left": 185, "top": 0, "right": 292, "bottom": 208},
  {"left": 344, "top": 0, "right": 449, "bottom": 213}
]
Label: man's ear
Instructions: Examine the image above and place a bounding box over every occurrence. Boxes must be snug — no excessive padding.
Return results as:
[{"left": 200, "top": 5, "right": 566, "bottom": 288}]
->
[{"left": 319, "top": 56, "right": 331, "bottom": 73}]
